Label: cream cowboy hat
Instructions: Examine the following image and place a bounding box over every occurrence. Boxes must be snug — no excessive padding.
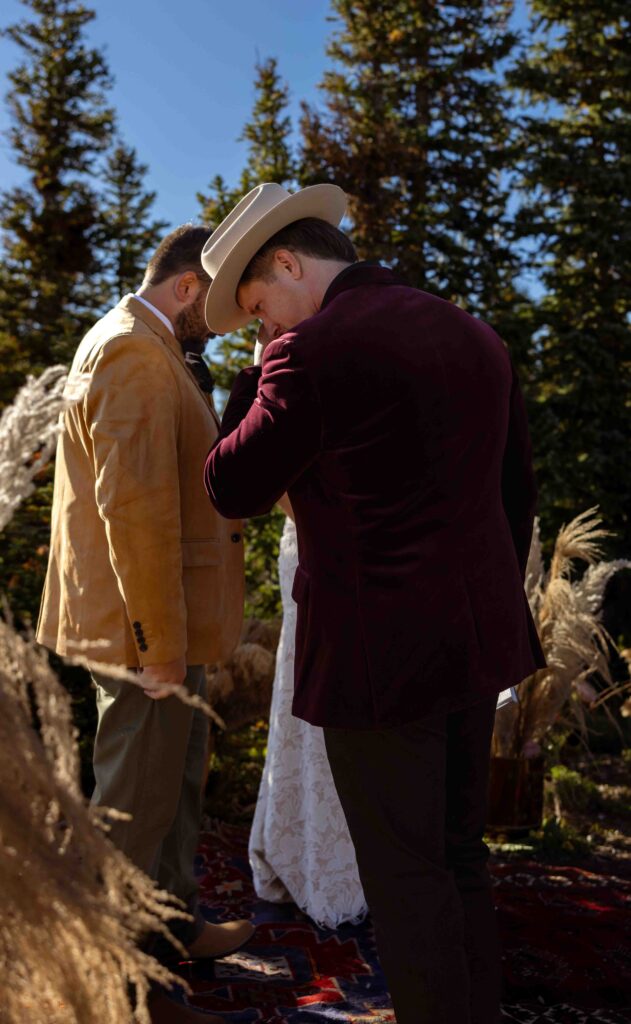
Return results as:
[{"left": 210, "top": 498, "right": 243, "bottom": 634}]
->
[{"left": 201, "top": 182, "right": 347, "bottom": 334}]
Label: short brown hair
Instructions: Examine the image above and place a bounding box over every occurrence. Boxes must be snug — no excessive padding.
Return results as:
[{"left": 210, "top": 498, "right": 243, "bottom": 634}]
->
[
  {"left": 144, "top": 224, "right": 211, "bottom": 287},
  {"left": 240, "top": 217, "right": 357, "bottom": 285}
]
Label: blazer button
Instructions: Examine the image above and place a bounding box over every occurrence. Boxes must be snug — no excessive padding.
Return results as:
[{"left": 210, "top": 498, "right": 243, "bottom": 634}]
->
[
  {"left": 139, "top": 643, "right": 148, "bottom": 652},
  {"left": 231, "top": 532, "right": 242, "bottom": 543},
  {"left": 132, "top": 621, "right": 142, "bottom": 630}
]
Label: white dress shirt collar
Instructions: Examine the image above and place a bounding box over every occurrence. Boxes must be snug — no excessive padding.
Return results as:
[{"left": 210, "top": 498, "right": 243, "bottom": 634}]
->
[{"left": 134, "top": 293, "right": 175, "bottom": 336}]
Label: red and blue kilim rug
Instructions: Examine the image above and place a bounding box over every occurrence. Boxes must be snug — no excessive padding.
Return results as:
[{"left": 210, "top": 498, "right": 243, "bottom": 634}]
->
[{"left": 171, "top": 823, "right": 631, "bottom": 1023}]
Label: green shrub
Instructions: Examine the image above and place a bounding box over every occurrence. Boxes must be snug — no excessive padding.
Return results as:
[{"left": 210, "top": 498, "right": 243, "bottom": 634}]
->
[
  {"left": 205, "top": 719, "right": 269, "bottom": 826},
  {"left": 531, "top": 816, "right": 590, "bottom": 857},
  {"left": 550, "top": 764, "right": 601, "bottom": 814}
]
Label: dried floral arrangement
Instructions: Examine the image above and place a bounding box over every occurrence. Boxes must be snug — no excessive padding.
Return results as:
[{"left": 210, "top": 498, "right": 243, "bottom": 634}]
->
[{"left": 492, "top": 508, "right": 631, "bottom": 759}]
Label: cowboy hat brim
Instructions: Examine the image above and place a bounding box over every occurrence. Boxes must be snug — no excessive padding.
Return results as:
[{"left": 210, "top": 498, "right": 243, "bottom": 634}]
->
[{"left": 204, "top": 184, "right": 347, "bottom": 335}]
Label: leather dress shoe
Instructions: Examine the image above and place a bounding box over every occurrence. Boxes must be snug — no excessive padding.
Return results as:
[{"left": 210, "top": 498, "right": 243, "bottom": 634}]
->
[{"left": 186, "top": 918, "right": 255, "bottom": 960}]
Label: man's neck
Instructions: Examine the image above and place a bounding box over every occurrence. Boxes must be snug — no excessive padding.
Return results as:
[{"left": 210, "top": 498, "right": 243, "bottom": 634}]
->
[
  {"left": 313, "top": 260, "right": 353, "bottom": 311},
  {"left": 136, "top": 284, "right": 173, "bottom": 323},
  {"left": 134, "top": 290, "right": 175, "bottom": 338}
]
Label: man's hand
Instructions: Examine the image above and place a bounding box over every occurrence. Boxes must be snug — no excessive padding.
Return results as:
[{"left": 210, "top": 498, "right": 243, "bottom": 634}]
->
[
  {"left": 139, "top": 656, "right": 187, "bottom": 700},
  {"left": 253, "top": 322, "right": 282, "bottom": 365}
]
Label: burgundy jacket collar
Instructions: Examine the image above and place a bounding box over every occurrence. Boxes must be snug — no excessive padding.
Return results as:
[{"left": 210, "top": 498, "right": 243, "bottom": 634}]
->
[{"left": 320, "top": 261, "right": 400, "bottom": 311}]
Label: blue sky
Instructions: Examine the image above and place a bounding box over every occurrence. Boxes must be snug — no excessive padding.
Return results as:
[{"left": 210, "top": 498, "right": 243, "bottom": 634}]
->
[
  {"left": 0, "top": 0, "right": 333, "bottom": 226},
  {"left": 0, "top": 0, "right": 532, "bottom": 230}
]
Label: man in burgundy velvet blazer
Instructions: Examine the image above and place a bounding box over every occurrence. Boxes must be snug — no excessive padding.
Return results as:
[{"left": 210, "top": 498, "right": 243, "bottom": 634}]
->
[
  {"left": 202, "top": 183, "right": 546, "bottom": 1024},
  {"left": 206, "top": 258, "right": 545, "bottom": 728}
]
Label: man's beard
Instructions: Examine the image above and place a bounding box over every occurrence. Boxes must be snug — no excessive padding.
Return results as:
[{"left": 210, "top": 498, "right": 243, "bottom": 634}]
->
[{"left": 174, "top": 292, "right": 214, "bottom": 355}]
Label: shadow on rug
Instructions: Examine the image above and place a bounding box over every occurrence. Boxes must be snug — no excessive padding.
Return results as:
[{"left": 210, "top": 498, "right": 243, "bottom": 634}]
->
[{"left": 171, "top": 823, "right": 631, "bottom": 1023}]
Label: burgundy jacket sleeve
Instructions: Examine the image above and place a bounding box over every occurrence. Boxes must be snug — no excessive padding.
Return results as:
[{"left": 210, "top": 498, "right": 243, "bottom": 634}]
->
[
  {"left": 204, "top": 337, "right": 322, "bottom": 519},
  {"left": 501, "top": 362, "right": 538, "bottom": 581},
  {"left": 219, "top": 365, "right": 262, "bottom": 434}
]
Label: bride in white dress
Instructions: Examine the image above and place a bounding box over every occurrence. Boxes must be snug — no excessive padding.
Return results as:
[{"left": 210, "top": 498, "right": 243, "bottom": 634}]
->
[{"left": 248, "top": 508, "right": 367, "bottom": 929}]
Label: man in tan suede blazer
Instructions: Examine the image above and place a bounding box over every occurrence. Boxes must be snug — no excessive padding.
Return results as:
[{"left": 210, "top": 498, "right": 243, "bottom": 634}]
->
[{"left": 37, "top": 226, "right": 250, "bottom": 1024}]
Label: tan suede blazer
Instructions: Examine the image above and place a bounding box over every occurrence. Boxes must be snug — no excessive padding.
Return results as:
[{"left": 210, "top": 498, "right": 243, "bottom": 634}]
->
[{"left": 37, "top": 295, "right": 244, "bottom": 668}]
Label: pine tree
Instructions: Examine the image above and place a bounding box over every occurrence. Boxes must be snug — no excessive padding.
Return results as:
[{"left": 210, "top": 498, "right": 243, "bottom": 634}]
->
[
  {"left": 98, "top": 140, "right": 168, "bottom": 302},
  {"left": 199, "top": 57, "right": 296, "bottom": 395},
  {"left": 198, "top": 57, "right": 296, "bottom": 619},
  {"left": 0, "top": 0, "right": 114, "bottom": 404},
  {"left": 511, "top": 0, "right": 631, "bottom": 554},
  {"left": 299, "top": 0, "right": 532, "bottom": 374},
  {"left": 239, "top": 57, "right": 295, "bottom": 188},
  {"left": 0, "top": 0, "right": 114, "bottom": 628}
]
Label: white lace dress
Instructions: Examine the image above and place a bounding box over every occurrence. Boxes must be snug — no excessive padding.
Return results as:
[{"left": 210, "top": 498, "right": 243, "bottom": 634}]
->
[{"left": 248, "top": 516, "right": 367, "bottom": 929}]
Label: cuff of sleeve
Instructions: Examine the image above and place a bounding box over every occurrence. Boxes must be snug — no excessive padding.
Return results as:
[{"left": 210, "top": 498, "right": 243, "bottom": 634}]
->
[
  {"left": 129, "top": 618, "right": 187, "bottom": 666},
  {"left": 242, "top": 364, "right": 263, "bottom": 383}
]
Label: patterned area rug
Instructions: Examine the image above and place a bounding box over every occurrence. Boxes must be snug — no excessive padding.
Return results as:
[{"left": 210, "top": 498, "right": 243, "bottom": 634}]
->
[{"left": 171, "top": 823, "right": 631, "bottom": 1023}]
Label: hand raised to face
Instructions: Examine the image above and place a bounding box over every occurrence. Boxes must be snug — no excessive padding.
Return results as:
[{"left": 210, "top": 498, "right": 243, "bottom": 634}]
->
[{"left": 254, "top": 321, "right": 283, "bottom": 366}]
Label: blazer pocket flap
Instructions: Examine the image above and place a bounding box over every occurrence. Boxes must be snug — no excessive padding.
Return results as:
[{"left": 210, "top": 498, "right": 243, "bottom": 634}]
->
[
  {"left": 291, "top": 564, "right": 310, "bottom": 604},
  {"left": 182, "top": 538, "right": 221, "bottom": 567}
]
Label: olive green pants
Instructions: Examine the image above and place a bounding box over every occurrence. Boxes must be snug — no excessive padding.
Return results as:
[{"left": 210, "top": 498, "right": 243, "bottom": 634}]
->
[{"left": 91, "top": 664, "right": 208, "bottom": 950}]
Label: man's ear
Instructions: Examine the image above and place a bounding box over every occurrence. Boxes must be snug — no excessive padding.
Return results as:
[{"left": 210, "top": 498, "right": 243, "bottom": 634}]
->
[
  {"left": 273, "top": 249, "right": 303, "bottom": 280},
  {"left": 174, "top": 270, "right": 200, "bottom": 303}
]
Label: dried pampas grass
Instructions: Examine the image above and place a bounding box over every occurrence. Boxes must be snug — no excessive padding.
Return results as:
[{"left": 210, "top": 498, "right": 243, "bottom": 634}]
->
[
  {"left": 0, "top": 616, "right": 188, "bottom": 1024},
  {"left": 207, "top": 640, "right": 276, "bottom": 733},
  {"left": 0, "top": 365, "right": 68, "bottom": 532},
  {"left": 492, "top": 508, "right": 631, "bottom": 758}
]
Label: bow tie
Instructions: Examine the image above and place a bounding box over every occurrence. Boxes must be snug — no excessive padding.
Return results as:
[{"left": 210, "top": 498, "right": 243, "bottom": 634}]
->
[{"left": 185, "top": 351, "right": 215, "bottom": 395}]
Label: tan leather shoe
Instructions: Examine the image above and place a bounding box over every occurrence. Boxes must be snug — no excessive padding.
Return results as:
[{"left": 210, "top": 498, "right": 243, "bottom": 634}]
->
[
  {"left": 148, "top": 989, "right": 225, "bottom": 1023},
  {"left": 186, "top": 918, "right": 255, "bottom": 959}
]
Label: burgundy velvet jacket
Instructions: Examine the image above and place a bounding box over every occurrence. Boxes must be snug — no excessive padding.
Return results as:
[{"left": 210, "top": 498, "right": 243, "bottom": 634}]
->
[{"left": 204, "top": 263, "right": 546, "bottom": 729}]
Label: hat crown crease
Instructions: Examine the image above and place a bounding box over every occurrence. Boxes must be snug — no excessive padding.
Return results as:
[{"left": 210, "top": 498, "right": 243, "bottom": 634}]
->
[{"left": 203, "top": 183, "right": 289, "bottom": 278}]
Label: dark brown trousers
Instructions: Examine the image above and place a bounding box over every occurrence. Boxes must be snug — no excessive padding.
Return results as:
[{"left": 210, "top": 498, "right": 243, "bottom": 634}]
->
[{"left": 323, "top": 693, "right": 501, "bottom": 1024}]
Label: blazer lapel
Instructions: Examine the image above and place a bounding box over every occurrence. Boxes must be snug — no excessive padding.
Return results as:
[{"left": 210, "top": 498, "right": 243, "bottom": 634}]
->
[{"left": 122, "top": 295, "right": 221, "bottom": 431}]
